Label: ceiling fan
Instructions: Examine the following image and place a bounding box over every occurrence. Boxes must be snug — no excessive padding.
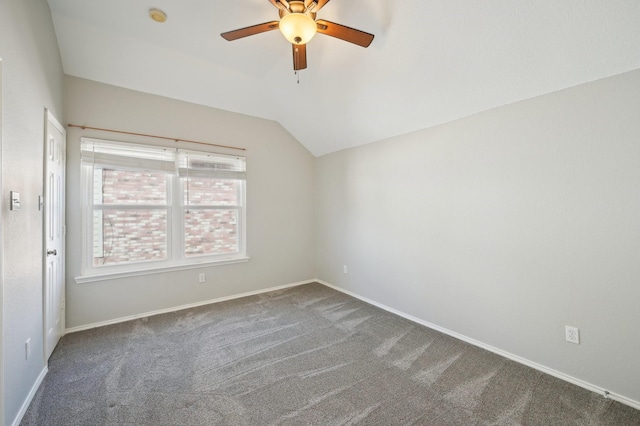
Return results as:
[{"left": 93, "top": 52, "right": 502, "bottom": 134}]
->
[{"left": 221, "top": 0, "right": 374, "bottom": 71}]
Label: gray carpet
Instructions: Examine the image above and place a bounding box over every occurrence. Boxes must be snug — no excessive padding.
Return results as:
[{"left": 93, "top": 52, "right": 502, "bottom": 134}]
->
[{"left": 21, "top": 282, "right": 640, "bottom": 425}]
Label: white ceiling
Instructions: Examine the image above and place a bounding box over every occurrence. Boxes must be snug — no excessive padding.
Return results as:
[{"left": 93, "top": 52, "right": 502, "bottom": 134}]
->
[{"left": 47, "top": 0, "right": 640, "bottom": 156}]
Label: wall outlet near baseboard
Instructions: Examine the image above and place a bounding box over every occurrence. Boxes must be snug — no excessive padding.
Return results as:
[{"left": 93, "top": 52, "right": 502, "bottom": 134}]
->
[
  {"left": 565, "top": 326, "right": 580, "bottom": 344},
  {"left": 198, "top": 273, "right": 206, "bottom": 283}
]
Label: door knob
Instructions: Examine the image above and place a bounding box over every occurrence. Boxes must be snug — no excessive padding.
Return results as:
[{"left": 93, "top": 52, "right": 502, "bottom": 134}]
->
[{"left": 47, "top": 249, "right": 57, "bottom": 256}]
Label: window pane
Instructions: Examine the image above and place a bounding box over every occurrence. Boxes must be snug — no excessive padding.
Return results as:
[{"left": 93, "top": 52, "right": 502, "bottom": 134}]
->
[
  {"left": 95, "top": 169, "right": 168, "bottom": 205},
  {"left": 184, "top": 209, "right": 238, "bottom": 257},
  {"left": 93, "top": 209, "right": 167, "bottom": 266},
  {"left": 183, "top": 178, "right": 239, "bottom": 206}
]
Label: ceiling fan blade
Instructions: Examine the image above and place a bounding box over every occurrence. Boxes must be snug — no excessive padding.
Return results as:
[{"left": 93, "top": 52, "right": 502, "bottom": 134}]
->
[
  {"left": 269, "top": 0, "right": 290, "bottom": 12},
  {"left": 316, "top": 19, "right": 374, "bottom": 47},
  {"left": 292, "top": 43, "right": 307, "bottom": 70},
  {"left": 221, "top": 21, "right": 280, "bottom": 41},
  {"left": 305, "top": 0, "right": 330, "bottom": 12}
]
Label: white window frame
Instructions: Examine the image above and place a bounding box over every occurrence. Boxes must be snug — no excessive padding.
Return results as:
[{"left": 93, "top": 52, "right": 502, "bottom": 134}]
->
[
  {"left": 177, "top": 178, "right": 246, "bottom": 261},
  {"left": 77, "top": 138, "right": 248, "bottom": 283}
]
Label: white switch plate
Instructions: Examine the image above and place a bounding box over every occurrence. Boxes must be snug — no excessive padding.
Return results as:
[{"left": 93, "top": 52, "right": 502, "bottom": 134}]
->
[
  {"left": 198, "top": 273, "right": 205, "bottom": 283},
  {"left": 343, "top": 265, "right": 348, "bottom": 274},
  {"left": 10, "top": 191, "right": 21, "bottom": 210}
]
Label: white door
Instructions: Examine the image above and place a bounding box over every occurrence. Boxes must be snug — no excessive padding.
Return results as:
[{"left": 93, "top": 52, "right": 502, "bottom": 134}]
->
[
  {"left": 44, "top": 110, "right": 66, "bottom": 360},
  {"left": 0, "top": 57, "right": 5, "bottom": 416}
]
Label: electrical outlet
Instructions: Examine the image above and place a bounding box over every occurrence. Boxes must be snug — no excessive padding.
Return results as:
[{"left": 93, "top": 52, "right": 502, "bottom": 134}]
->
[
  {"left": 25, "top": 338, "right": 31, "bottom": 360},
  {"left": 198, "top": 273, "right": 205, "bottom": 283},
  {"left": 343, "top": 265, "right": 348, "bottom": 274},
  {"left": 565, "top": 326, "right": 580, "bottom": 344}
]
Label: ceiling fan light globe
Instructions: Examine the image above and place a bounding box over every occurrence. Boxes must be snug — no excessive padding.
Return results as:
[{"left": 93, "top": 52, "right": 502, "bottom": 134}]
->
[{"left": 279, "top": 13, "right": 317, "bottom": 45}]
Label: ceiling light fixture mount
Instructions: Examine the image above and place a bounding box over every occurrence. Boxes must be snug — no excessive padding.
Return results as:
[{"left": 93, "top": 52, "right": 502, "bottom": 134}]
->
[{"left": 149, "top": 8, "right": 167, "bottom": 23}]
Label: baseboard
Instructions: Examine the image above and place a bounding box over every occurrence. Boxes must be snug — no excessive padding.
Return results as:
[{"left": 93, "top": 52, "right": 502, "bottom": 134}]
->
[
  {"left": 66, "top": 279, "right": 315, "bottom": 334},
  {"left": 316, "top": 279, "right": 640, "bottom": 411},
  {"left": 11, "top": 366, "right": 48, "bottom": 426}
]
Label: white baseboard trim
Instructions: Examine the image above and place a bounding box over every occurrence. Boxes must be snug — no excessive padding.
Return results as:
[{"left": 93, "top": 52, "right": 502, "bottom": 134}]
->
[
  {"left": 66, "top": 279, "right": 315, "bottom": 334},
  {"left": 316, "top": 279, "right": 640, "bottom": 411},
  {"left": 11, "top": 366, "right": 48, "bottom": 426}
]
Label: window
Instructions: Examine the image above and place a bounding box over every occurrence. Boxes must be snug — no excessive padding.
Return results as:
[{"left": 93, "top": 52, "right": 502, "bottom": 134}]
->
[{"left": 80, "top": 138, "right": 246, "bottom": 278}]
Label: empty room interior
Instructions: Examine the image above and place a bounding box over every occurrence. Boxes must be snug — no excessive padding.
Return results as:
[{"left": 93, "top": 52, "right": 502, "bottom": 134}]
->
[{"left": 2, "top": 0, "right": 640, "bottom": 425}]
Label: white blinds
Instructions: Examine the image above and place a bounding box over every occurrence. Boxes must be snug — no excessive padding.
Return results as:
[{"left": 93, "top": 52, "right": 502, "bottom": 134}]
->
[
  {"left": 81, "top": 138, "right": 176, "bottom": 173},
  {"left": 177, "top": 149, "right": 246, "bottom": 180},
  {"left": 80, "top": 139, "right": 246, "bottom": 179}
]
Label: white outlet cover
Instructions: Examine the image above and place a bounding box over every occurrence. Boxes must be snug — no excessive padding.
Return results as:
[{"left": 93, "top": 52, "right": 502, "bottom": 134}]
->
[{"left": 565, "top": 326, "right": 580, "bottom": 344}]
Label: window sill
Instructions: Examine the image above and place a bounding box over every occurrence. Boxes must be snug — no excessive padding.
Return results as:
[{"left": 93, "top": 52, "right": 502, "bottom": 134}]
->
[{"left": 75, "top": 257, "right": 250, "bottom": 284}]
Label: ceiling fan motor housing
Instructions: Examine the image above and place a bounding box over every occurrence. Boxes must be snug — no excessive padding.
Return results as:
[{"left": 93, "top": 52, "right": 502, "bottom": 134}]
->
[{"left": 279, "top": 1, "right": 316, "bottom": 18}]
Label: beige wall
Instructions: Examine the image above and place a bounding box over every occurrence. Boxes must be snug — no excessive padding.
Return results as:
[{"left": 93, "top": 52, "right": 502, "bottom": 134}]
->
[
  {"left": 0, "top": 0, "right": 65, "bottom": 424},
  {"left": 0, "top": 56, "right": 4, "bottom": 426},
  {"left": 316, "top": 70, "right": 640, "bottom": 405},
  {"left": 64, "top": 76, "right": 316, "bottom": 329}
]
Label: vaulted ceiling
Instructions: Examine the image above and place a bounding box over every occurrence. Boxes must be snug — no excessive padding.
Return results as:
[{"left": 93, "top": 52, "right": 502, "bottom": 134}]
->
[{"left": 47, "top": 0, "right": 640, "bottom": 156}]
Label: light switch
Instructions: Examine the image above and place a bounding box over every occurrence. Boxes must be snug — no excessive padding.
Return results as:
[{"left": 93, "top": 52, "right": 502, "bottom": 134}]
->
[{"left": 10, "top": 191, "right": 21, "bottom": 211}]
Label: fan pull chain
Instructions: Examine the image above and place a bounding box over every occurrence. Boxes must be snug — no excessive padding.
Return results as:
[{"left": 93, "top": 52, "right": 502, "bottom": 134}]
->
[{"left": 296, "top": 71, "right": 300, "bottom": 84}]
